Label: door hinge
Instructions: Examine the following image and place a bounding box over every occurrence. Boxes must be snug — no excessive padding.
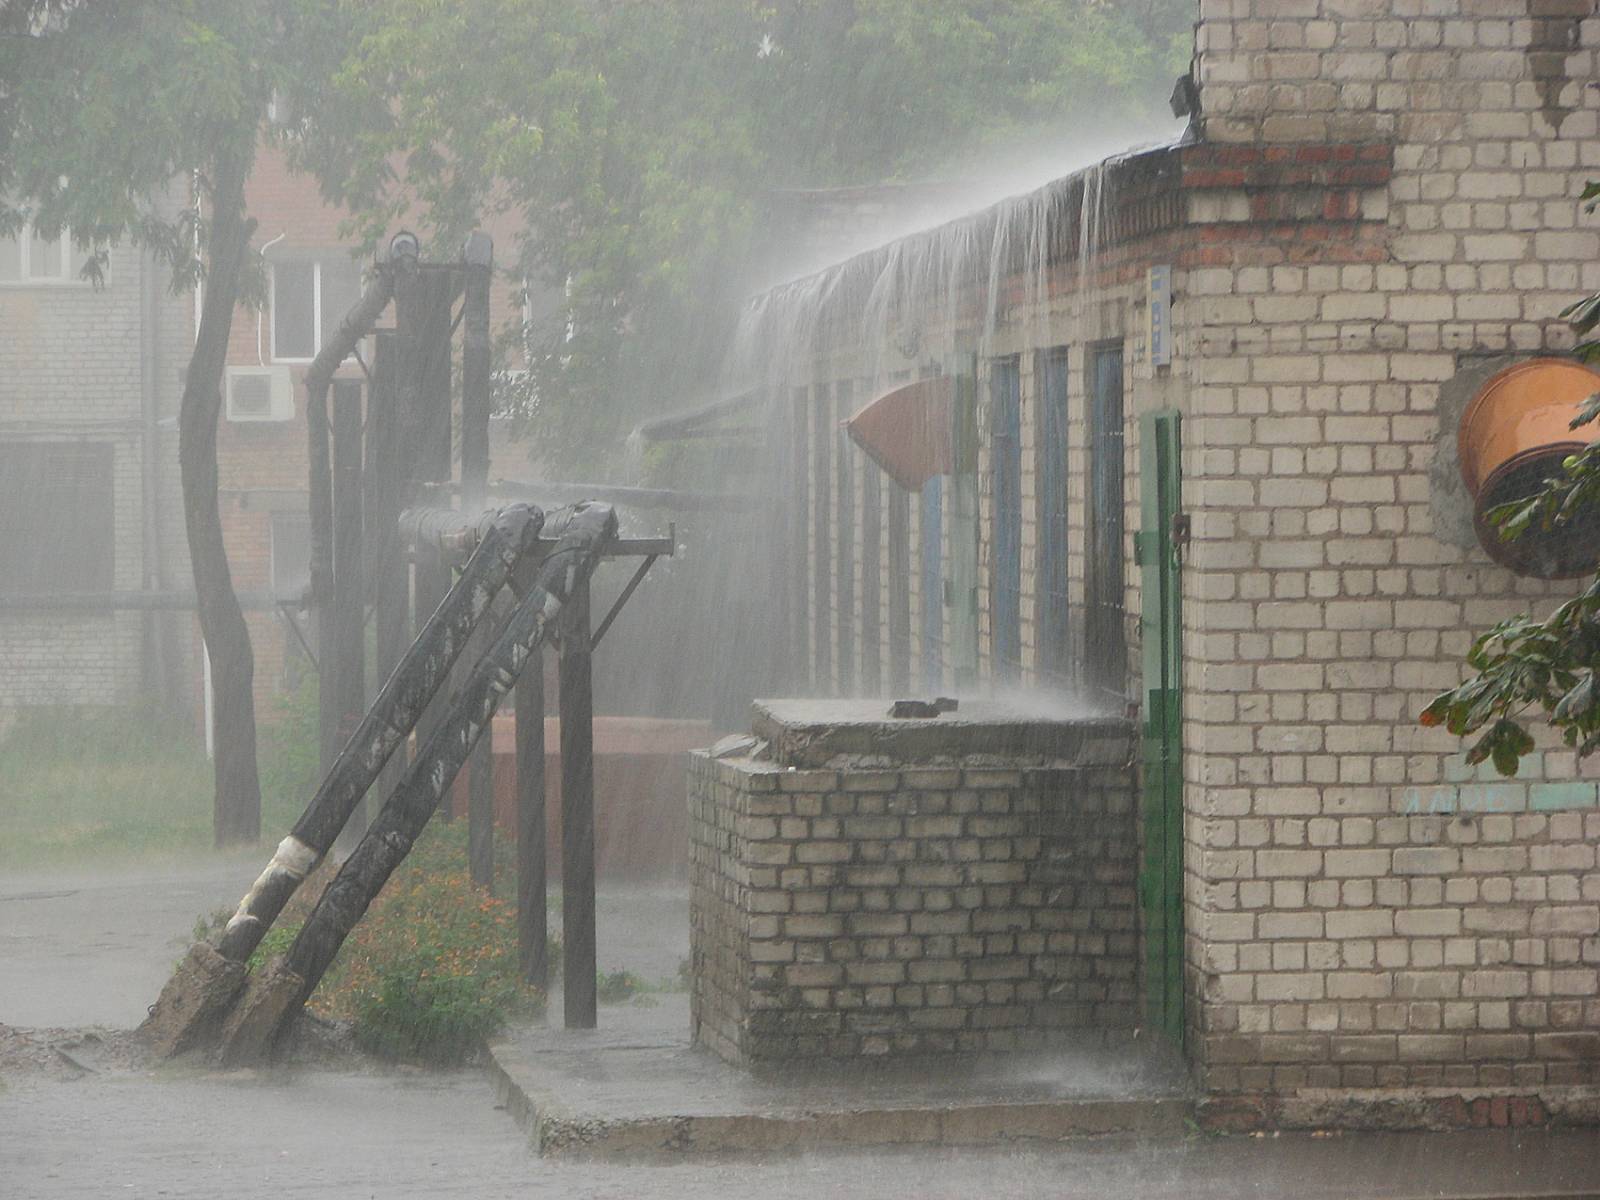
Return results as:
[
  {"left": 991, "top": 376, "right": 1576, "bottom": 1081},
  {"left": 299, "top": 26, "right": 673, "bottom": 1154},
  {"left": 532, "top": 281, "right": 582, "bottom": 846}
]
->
[{"left": 1170, "top": 512, "right": 1191, "bottom": 556}]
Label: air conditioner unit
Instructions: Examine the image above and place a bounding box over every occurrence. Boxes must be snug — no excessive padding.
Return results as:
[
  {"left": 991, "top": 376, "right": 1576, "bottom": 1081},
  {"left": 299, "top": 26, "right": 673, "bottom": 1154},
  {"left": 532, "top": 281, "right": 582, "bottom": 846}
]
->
[{"left": 225, "top": 365, "right": 294, "bottom": 422}]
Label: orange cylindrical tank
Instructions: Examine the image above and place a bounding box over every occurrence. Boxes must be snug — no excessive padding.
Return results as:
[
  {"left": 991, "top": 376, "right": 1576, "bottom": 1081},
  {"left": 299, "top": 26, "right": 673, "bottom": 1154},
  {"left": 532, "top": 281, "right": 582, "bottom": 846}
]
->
[{"left": 1458, "top": 357, "right": 1600, "bottom": 578}]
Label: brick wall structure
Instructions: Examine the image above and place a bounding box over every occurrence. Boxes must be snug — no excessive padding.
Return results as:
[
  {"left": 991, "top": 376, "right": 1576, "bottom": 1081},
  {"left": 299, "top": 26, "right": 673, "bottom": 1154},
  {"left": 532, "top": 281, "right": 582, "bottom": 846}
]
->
[
  {"left": 739, "top": 0, "right": 1600, "bottom": 1122},
  {"left": 1179, "top": 0, "right": 1600, "bottom": 1109},
  {"left": 689, "top": 702, "right": 1138, "bottom": 1064},
  {"left": 0, "top": 217, "right": 191, "bottom": 714}
]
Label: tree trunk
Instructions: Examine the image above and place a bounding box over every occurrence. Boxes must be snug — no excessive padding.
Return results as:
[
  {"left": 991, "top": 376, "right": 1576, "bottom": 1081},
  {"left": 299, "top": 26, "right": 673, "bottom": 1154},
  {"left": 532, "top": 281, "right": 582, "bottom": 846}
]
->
[
  {"left": 180, "top": 154, "right": 262, "bottom": 847},
  {"left": 305, "top": 264, "right": 396, "bottom": 781}
]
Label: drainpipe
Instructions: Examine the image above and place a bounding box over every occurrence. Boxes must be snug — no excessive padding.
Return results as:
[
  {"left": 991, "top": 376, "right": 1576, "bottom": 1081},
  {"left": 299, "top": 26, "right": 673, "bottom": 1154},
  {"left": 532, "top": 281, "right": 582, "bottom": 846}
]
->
[
  {"left": 140, "top": 242, "right": 168, "bottom": 707},
  {"left": 256, "top": 232, "right": 286, "bottom": 364}
]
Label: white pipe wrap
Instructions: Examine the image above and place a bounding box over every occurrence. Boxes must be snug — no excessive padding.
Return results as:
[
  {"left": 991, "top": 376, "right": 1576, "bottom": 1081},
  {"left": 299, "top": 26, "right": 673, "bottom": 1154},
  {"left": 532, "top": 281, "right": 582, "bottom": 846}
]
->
[{"left": 223, "top": 835, "right": 319, "bottom": 936}]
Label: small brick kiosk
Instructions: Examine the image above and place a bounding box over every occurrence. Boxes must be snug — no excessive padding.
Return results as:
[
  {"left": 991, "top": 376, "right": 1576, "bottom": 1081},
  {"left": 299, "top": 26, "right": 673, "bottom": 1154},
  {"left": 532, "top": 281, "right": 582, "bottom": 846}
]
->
[{"left": 689, "top": 699, "right": 1138, "bottom": 1065}]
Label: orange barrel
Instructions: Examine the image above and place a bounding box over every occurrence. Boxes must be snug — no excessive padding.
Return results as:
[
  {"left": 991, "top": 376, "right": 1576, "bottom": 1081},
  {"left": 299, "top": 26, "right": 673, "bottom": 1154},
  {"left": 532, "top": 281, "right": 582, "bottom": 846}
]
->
[{"left": 1458, "top": 357, "right": 1600, "bottom": 578}]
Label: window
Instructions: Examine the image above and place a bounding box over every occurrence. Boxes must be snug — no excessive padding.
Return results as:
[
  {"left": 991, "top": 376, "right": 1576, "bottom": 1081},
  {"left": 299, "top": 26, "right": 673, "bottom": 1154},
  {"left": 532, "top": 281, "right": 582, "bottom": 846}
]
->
[
  {"left": 0, "top": 221, "right": 79, "bottom": 285},
  {"left": 1036, "top": 348, "right": 1071, "bottom": 684},
  {"left": 920, "top": 475, "right": 942, "bottom": 691},
  {"left": 835, "top": 381, "right": 856, "bottom": 695},
  {"left": 270, "top": 512, "right": 311, "bottom": 599},
  {"left": 1084, "top": 343, "right": 1126, "bottom": 700},
  {"left": 811, "top": 385, "right": 832, "bottom": 688},
  {"left": 861, "top": 454, "right": 881, "bottom": 695},
  {"left": 989, "top": 357, "right": 1022, "bottom": 681},
  {"left": 0, "top": 442, "right": 114, "bottom": 591},
  {"left": 270, "top": 255, "right": 364, "bottom": 361}
]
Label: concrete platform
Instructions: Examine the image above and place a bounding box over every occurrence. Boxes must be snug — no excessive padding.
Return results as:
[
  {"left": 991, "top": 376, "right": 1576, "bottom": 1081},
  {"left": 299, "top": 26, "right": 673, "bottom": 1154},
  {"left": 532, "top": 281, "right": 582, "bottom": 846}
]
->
[
  {"left": 750, "top": 696, "right": 1128, "bottom": 767},
  {"left": 487, "top": 993, "right": 1190, "bottom": 1157}
]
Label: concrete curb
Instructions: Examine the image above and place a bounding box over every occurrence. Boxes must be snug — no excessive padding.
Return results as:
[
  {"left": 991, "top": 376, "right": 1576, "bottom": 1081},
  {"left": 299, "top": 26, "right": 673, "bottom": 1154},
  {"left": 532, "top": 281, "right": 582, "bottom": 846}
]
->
[{"left": 485, "top": 1037, "right": 1190, "bottom": 1158}]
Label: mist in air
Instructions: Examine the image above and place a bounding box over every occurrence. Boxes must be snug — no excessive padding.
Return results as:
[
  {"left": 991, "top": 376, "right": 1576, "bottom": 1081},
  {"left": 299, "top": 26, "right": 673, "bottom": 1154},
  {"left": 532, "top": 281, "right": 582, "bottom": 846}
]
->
[{"left": 9, "top": 2, "right": 1554, "bottom": 1197}]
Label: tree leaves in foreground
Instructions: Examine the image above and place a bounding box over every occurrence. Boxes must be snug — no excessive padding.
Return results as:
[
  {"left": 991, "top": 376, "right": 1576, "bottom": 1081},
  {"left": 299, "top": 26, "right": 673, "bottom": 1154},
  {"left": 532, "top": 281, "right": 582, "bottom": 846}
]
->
[{"left": 1421, "top": 180, "right": 1600, "bottom": 775}]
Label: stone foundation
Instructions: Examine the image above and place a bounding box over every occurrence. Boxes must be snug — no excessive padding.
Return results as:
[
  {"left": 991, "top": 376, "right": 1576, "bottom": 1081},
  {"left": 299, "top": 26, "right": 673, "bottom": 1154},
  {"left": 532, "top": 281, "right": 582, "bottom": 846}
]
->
[{"left": 689, "top": 700, "right": 1139, "bottom": 1065}]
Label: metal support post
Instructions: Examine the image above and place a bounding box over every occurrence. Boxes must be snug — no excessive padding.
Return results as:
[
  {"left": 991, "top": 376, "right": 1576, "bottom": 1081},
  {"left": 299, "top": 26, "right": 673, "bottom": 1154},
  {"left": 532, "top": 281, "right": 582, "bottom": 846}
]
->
[
  {"left": 463, "top": 232, "right": 495, "bottom": 886},
  {"left": 516, "top": 654, "right": 547, "bottom": 988},
  {"left": 331, "top": 380, "right": 366, "bottom": 853},
  {"left": 560, "top": 579, "right": 597, "bottom": 1029}
]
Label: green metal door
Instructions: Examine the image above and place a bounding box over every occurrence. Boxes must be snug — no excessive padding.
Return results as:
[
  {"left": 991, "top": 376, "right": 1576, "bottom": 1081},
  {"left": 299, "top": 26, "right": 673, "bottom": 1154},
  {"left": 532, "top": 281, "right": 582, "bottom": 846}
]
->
[{"left": 1135, "top": 408, "right": 1183, "bottom": 1045}]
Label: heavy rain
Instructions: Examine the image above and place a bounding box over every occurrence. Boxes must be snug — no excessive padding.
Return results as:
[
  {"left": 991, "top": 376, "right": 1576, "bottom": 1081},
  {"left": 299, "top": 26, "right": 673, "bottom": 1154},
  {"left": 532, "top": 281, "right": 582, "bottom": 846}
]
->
[{"left": 6, "top": 1, "right": 1600, "bottom": 1196}]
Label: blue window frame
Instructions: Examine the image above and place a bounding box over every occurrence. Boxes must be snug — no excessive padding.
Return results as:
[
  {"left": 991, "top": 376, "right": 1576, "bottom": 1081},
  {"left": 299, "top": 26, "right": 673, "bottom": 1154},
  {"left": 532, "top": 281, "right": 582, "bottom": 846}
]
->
[
  {"left": 861, "top": 458, "right": 881, "bottom": 694},
  {"left": 920, "top": 475, "right": 942, "bottom": 691},
  {"left": 811, "top": 386, "right": 832, "bottom": 689},
  {"left": 1036, "top": 348, "right": 1070, "bottom": 685},
  {"left": 835, "top": 381, "right": 855, "bottom": 695},
  {"left": 1085, "top": 343, "right": 1126, "bottom": 700},
  {"left": 990, "top": 357, "right": 1022, "bottom": 680}
]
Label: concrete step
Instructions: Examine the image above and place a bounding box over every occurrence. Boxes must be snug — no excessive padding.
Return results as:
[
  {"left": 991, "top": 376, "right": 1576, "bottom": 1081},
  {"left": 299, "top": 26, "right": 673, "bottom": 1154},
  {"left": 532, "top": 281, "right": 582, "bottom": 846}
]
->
[{"left": 486, "top": 994, "right": 1191, "bottom": 1158}]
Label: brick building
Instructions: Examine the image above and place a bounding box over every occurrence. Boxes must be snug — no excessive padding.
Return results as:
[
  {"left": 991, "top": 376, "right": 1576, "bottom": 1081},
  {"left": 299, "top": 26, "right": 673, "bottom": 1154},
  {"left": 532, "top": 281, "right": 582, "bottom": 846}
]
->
[
  {"left": 712, "top": 0, "right": 1600, "bottom": 1122},
  {"left": 221, "top": 144, "right": 540, "bottom": 716},
  {"left": 0, "top": 199, "right": 192, "bottom": 714},
  {"left": 0, "top": 146, "right": 389, "bottom": 723},
  {"left": 216, "top": 142, "right": 372, "bottom": 712}
]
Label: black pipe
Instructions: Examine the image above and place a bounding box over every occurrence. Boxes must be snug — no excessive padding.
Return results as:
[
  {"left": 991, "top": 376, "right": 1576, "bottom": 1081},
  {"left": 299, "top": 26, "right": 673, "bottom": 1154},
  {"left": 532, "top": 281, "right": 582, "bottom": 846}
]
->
[
  {"left": 0, "top": 591, "right": 295, "bottom": 611},
  {"left": 560, "top": 578, "right": 597, "bottom": 1029},
  {"left": 276, "top": 502, "right": 617, "bottom": 1024},
  {"left": 214, "top": 503, "right": 545, "bottom": 964},
  {"left": 480, "top": 479, "right": 754, "bottom": 514},
  {"left": 331, "top": 382, "right": 367, "bottom": 848},
  {"left": 516, "top": 650, "right": 547, "bottom": 988}
]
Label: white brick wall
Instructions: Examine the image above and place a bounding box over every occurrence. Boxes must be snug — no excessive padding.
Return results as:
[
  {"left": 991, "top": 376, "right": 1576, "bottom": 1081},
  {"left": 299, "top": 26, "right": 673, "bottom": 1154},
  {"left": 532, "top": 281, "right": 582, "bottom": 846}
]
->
[
  {"left": 0, "top": 235, "right": 190, "bottom": 709},
  {"left": 1184, "top": 0, "right": 1600, "bottom": 1097}
]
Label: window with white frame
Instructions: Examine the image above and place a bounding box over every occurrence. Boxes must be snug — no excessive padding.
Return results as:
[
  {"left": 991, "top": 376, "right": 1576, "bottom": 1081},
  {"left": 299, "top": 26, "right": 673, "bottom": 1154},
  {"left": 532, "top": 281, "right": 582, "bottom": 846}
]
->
[
  {"left": 270, "top": 255, "right": 363, "bottom": 361},
  {"left": 0, "top": 221, "right": 80, "bottom": 285}
]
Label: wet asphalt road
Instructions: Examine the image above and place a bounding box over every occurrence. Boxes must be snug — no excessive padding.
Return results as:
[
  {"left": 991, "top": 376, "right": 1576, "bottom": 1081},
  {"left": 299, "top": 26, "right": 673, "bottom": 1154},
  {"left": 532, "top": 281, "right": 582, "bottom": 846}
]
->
[{"left": 6, "top": 858, "right": 1600, "bottom": 1198}]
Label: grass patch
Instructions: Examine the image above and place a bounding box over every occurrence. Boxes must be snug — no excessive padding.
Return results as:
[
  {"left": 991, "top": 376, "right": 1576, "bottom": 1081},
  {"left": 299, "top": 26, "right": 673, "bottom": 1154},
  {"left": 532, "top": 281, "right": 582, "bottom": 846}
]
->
[
  {"left": 0, "top": 685, "right": 318, "bottom": 868},
  {"left": 596, "top": 964, "right": 688, "bottom": 1005},
  {"left": 1, "top": 706, "right": 218, "bottom": 866}
]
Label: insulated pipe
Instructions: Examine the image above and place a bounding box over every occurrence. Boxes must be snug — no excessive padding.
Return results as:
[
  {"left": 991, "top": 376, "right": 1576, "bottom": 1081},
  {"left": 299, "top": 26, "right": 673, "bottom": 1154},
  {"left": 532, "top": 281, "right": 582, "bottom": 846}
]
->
[
  {"left": 397, "top": 503, "right": 558, "bottom": 566},
  {"left": 213, "top": 503, "right": 544, "bottom": 964},
  {"left": 273, "top": 502, "right": 618, "bottom": 1029},
  {"left": 1458, "top": 357, "right": 1600, "bottom": 578}
]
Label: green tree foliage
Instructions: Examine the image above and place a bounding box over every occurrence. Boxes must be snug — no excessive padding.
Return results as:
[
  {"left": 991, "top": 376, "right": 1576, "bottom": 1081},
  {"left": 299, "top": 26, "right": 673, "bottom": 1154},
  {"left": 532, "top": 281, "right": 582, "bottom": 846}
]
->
[
  {"left": 1420, "top": 183, "right": 1600, "bottom": 775},
  {"left": 0, "top": 1, "right": 356, "bottom": 844},
  {"left": 298, "top": 0, "right": 1191, "bottom": 463}
]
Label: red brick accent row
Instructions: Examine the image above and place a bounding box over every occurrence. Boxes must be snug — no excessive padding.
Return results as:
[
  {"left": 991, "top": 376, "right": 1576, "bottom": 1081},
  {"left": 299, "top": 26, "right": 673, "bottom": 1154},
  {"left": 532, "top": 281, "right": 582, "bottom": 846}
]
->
[{"left": 1181, "top": 142, "right": 1394, "bottom": 193}]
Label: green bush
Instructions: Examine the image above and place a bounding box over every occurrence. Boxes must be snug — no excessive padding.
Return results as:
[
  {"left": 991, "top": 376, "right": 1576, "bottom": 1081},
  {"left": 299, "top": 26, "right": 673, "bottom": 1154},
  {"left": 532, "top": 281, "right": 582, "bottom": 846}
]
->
[
  {"left": 303, "top": 822, "right": 554, "bottom": 1065},
  {"left": 352, "top": 955, "right": 523, "bottom": 1065},
  {"left": 596, "top": 969, "right": 650, "bottom": 1004}
]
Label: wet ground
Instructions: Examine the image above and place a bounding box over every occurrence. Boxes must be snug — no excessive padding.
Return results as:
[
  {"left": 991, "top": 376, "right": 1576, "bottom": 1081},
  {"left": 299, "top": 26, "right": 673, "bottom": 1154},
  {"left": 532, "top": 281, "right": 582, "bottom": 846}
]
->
[{"left": 6, "top": 856, "right": 1600, "bottom": 1198}]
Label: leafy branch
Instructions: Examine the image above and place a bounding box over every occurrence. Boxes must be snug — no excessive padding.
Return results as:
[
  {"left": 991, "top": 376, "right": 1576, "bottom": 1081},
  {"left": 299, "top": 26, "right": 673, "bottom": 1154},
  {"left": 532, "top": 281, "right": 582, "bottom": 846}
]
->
[
  {"left": 1420, "top": 577, "right": 1600, "bottom": 773},
  {"left": 1421, "top": 179, "right": 1600, "bottom": 774}
]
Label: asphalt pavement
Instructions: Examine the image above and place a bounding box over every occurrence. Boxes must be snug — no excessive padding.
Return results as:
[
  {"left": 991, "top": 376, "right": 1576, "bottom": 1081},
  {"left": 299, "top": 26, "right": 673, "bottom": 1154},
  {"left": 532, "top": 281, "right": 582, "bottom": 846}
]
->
[{"left": 6, "top": 855, "right": 1600, "bottom": 1199}]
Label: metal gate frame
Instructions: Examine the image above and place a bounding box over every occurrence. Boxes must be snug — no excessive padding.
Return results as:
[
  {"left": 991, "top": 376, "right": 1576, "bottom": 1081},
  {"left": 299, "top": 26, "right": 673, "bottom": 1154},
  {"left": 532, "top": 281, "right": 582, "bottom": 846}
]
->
[{"left": 1136, "top": 407, "right": 1184, "bottom": 1046}]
